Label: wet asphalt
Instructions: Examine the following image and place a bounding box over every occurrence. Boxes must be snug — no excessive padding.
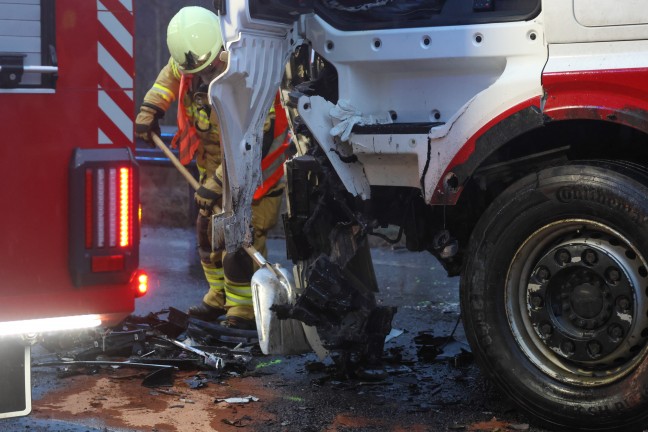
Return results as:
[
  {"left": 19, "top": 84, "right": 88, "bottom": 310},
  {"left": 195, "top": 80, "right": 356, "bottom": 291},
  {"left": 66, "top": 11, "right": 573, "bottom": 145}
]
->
[{"left": 2, "top": 226, "right": 551, "bottom": 432}]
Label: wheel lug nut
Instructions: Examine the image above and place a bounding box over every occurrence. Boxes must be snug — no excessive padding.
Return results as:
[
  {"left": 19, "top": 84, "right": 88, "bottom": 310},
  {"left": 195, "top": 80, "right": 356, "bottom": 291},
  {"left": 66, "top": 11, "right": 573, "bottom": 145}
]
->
[
  {"left": 561, "top": 340, "right": 575, "bottom": 355},
  {"left": 588, "top": 341, "right": 602, "bottom": 357},
  {"left": 582, "top": 249, "right": 598, "bottom": 265},
  {"left": 556, "top": 249, "right": 571, "bottom": 265},
  {"left": 540, "top": 323, "right": 553, "bottom": 336},
  {"left": 607, "top": 267, "right": 621, "bottom": 283},
  {"left": 530, "top": 295, "right": 544, "bottom": 308},
  {"left": 617, "top": 296, "right": 631, "bottom": 311},
  {"left": 608, "top": 324, "right": 623, "bottom": 340},
  {"left": 536, "top": 266, "right": 550, "bottom": 281}
]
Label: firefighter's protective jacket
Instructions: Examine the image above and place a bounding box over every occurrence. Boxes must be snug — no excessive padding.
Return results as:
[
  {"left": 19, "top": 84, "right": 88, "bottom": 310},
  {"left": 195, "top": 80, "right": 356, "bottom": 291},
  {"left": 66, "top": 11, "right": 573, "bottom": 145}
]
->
[{"left": 141, "top": 58, "right": 289, "bottom": 192}]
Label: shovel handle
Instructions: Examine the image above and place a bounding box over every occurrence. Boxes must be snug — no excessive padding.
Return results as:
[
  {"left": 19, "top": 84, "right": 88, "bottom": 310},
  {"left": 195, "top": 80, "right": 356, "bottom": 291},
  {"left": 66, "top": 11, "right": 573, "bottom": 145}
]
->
[
  {"left": 151, "top": 133, "right": 200, "bottom": 191},
  {"left": 244, "top": 245, "right": 267, "bottom": 268}
]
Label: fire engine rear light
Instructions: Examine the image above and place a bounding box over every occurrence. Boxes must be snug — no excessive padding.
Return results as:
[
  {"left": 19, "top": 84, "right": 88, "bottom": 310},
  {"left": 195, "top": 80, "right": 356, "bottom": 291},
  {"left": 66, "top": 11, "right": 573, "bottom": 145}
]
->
[
  {"left": 108, "top": 168, "right": 117, "bottom": 247},
  {"left": 0, "top": 314, "right": 101, "bottom": 337},
  {"left": 85, "top": 166, "right": 133, "bottom": 250},
  {"left": 70, "top": 148, "right": 139, "bottom": 287},
  {"left": 96, "top": 168, "right": 105, "bottom": 248},
  {"left": 119, "top": 167, "right": 131, "bottom": 247},
  {"left": 136, "top": 272, "right": 148, "bottom": 297},
  {"left": 85, "top": 169, "right": 93, "bottom": 249}
]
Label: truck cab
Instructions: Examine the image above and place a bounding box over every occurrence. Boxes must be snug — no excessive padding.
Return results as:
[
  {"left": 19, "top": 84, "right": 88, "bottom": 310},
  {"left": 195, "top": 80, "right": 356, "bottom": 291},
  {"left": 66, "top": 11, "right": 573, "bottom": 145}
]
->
[{"left": 210, "top": 1, "right": 648, "bottom": 430}]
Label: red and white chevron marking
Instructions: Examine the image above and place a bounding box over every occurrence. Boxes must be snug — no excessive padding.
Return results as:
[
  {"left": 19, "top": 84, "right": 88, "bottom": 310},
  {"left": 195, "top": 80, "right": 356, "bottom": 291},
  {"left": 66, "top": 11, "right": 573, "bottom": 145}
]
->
[{"left": 97, "top": 0, "right": 134, "bottom": 146}]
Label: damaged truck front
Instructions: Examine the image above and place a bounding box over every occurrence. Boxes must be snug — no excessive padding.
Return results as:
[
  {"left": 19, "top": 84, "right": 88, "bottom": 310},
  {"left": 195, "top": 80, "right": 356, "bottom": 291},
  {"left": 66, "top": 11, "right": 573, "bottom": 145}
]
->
[{"left": 210, "top": 1, "right": 648, "bottom": 431}]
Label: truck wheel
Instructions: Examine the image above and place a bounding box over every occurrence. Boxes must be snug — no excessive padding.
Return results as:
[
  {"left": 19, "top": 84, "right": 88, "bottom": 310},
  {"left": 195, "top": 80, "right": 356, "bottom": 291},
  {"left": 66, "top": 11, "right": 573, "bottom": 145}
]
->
[{"left": 461, "top": 161, "right": 648, "bottom": 431}]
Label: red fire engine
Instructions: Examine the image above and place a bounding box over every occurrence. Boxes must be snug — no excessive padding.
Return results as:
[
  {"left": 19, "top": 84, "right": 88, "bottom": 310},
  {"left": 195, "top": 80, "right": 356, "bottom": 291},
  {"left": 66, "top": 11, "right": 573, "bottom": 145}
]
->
[{"left": 0, "top": 0, "right": 145, "bottom": 418}]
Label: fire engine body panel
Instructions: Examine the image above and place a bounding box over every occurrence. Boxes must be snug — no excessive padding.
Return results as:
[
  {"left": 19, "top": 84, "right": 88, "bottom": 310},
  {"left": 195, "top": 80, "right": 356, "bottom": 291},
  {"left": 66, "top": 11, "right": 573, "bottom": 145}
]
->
[
  {"left": 212, "top": 1, "right": 648, "bottom": 431},
  {"left": 0, "top": 0, "right": 141, "bottom": 419}
]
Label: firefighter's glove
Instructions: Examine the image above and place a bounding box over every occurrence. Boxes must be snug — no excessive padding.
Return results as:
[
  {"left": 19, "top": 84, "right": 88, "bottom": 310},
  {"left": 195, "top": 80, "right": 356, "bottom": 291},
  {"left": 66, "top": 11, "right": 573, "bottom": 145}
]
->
[
  {"left": 195, "top": 176, "right": 223, "bottom": 211},
  {"left": 135, "top": 104, "right": 164, "bottom": 144}
]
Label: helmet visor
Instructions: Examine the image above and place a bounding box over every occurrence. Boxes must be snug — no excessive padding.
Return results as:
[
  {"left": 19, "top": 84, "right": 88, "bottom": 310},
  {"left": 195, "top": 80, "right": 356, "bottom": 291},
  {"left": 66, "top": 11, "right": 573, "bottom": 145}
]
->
[{"left": 177, "top": 50, "right": 214, "bottom": 72}]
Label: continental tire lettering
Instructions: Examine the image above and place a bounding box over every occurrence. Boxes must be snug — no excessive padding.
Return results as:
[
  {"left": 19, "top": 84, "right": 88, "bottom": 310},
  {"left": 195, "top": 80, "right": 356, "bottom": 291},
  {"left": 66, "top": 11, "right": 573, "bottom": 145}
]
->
[
  {"left": 557, "top": 186, "right": 648, "bottom": 224},
  {"left": 587, "top": 405, "right": 612, "bottom": 415}
]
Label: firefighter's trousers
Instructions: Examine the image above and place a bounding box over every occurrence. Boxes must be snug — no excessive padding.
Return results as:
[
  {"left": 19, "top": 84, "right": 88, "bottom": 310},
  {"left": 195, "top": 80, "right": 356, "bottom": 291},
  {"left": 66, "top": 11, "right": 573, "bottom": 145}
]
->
[{"left": 198, "top": 188, "right": 283, "bottom": 320}]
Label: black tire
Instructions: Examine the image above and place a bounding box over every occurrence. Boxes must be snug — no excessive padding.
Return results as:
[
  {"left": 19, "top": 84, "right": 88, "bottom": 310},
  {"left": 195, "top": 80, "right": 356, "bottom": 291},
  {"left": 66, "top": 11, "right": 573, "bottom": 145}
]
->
[{"left": 461, "top": 161, "right": 648, "bottom": 431}]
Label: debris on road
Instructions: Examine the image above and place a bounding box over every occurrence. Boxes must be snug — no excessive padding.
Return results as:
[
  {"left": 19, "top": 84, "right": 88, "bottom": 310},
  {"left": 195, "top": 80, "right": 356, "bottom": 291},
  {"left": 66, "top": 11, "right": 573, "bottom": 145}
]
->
[
  {"left": 34, "top": 309, "right": 257, "bottom": 388},
  {"left": 215, "top": 395, "right": 260, "bottom": 404},
  {"left": 415, "top": 331, "right": 473, "bottom": 366}
]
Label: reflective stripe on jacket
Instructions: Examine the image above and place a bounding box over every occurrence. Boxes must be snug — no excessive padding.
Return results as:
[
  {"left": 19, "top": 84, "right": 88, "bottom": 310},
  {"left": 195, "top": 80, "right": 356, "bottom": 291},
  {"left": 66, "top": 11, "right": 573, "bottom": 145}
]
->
[{"left": 253, "top": 94, "right": 290, "bottom": 200}]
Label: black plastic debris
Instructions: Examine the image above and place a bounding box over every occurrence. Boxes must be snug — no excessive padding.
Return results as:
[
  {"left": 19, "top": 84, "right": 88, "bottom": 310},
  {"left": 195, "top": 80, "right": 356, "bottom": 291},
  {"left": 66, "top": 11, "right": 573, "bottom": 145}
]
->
[
  {"left": 74, "top": 330, "right": 146, "bottom": 360},
  {"left": 167, "top": 307, "right": 258, "bottom": 346},
  {"left": 185, "top": 374, "right": 211, "bottom": 389},
  {"left": 142, "top": 367, "right": 175, "bottom": 387},
  {"left": 414, "top": 332, "right": 473, "bottom": 366},
  {"left": 222, "top": 415, "right": 253, "bottom": 427},
  {"left": 35, "top": 308, "right": 256, "bottom": 387}
]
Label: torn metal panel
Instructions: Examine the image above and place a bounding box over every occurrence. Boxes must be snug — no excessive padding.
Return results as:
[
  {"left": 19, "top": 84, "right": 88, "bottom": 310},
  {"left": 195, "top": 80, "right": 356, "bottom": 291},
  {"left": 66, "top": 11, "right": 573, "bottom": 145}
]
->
[
  {"left": 210, "top": 6, "right": 293, "bottom": 252},
  {"left": 297, "top": 95, "right": 371, "bottom": 199}
]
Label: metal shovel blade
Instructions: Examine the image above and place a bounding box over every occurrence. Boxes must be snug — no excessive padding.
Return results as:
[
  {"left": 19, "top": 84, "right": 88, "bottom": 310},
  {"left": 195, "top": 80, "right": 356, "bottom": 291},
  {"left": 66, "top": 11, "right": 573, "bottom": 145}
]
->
[{"left": 251, "top": 266, "right": 311, "bottom": 355}]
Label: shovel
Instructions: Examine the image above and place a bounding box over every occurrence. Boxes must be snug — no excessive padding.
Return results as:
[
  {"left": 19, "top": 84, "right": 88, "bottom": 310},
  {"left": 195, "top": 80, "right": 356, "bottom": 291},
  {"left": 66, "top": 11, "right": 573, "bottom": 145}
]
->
[{"left": 150, "top": 134, "right": 323, "bottom": 357}]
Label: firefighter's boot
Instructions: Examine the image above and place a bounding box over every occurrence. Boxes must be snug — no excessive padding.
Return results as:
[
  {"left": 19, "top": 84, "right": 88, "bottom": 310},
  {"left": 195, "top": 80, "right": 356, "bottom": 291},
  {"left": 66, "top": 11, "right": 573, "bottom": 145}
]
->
[
  {"left": 188, "top": 302, "right": 225, "bottom": 322},
  {"left": 221, "top": 314, "right": 256, "bottom": 330},
  {"left": 188, "top": 262, "right": 226, "bottom": 321},
  {"left": 223, "top": 248, "right": 256, "bottom": 330}
]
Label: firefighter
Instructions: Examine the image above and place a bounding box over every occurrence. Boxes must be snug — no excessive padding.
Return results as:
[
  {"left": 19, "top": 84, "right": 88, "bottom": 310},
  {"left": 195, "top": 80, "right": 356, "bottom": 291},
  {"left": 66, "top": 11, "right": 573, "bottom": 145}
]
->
[{"left": 135, "top": 6, "right": 288, "bottom": 330}]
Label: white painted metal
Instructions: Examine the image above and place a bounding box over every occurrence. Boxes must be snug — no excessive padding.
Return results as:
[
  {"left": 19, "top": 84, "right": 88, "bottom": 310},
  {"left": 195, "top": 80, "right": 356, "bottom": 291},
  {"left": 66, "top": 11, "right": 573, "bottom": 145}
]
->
[
  {"left": 209, "top": 5, "right": 293, "bottom": 252},
  {"left": 213, "top": 3, "right": 548, "bottom": 226},
  {"left": 297, "top": 95, "right": 371, "bottom": 198},
  {"left": 544, "top": 0, "right": 648, "bottom": 44},
  {"left": 574, "top": 0, "right": 648, "bottom": 27},
  {"left": 299, "top": 13, "right": 547, "bottom": 200},
  {"left": 545, "top": 40, "right": 648, "bottom": 73},
  {"left": 96, "top": 1, "right": 134, "bottom": 145}
]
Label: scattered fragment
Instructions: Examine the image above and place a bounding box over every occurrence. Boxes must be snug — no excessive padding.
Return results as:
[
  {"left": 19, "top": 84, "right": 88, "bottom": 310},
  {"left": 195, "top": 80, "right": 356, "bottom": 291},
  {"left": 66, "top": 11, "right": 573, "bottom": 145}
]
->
[
  {"left": 185, "top": 375, "right": 210, "bottom": 389},
  {"left": 255, "top": 359, "right": 282, "bottom": 369},
  {"left": 466, "top": 417, "right": 510, "bottom": 432},
  {"left": 142, "top": 367, "right": 175, "bottom": 388},
  {"left": 221, "top": 416, "right": 252, "bottom": 427},
  {"left": 215, "top": 395, "right": 259, "bottom": 404},
  {"left": 33, "top": 360, "right": 178, "bottom": 371},
  {"left": 384, "top": 364, "right": 411, "bottom": 375},
  {"left": 164, "top": 337, "right": 224, "bottom": 370},
  {"left": 154, "top": 389, "right": 181, "bottom": 396},
  {"left": 509, "top": 424, "right": 530, "bottom": 431},
  {"left": 414, "top": 332, "right": 473, "bottom": 366},
  {"left": 284, "top": 396, "right": 304, "bottom": 402},
  {"left": 385, "top": 328, "right": 404, "bottom": 343},
  {"left": 304, "top": 361, "right": 327, "bottom": 373}
]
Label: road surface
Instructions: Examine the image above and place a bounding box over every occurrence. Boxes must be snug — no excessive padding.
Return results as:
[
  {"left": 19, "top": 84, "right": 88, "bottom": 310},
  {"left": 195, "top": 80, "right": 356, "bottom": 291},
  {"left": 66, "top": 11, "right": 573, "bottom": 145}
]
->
[{"left": 3, "top": 226, "right": 550, "bottom": 432}]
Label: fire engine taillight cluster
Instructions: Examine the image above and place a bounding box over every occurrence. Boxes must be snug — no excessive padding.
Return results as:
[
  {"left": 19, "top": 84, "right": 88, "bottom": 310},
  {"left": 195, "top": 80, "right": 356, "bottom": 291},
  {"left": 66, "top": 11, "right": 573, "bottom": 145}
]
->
[{"left": 85, "top": 166, "right": 132, "bottom": 250}]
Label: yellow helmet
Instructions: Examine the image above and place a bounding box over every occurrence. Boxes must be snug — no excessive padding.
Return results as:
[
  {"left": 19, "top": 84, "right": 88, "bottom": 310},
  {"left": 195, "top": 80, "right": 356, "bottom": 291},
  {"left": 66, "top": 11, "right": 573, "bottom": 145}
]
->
[{"left": 167, "top": 6, "right": 223, "bottom": 74}]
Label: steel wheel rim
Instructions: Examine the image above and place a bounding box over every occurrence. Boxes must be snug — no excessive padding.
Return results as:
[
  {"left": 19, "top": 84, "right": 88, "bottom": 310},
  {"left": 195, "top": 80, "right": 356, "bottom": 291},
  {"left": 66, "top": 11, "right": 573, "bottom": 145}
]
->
[{"left": 506, "top": 219, "right": 648, "bottom": 386}]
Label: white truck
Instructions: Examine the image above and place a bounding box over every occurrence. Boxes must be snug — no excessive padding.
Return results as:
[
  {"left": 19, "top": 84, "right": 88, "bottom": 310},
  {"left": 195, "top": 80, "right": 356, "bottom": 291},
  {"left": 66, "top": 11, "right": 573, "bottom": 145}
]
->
[{"left": 209, "top": 1, "right": 648, "bottom": 430}]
